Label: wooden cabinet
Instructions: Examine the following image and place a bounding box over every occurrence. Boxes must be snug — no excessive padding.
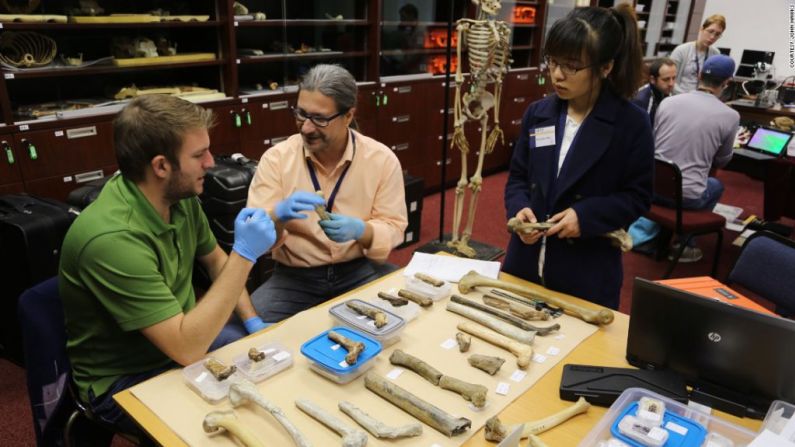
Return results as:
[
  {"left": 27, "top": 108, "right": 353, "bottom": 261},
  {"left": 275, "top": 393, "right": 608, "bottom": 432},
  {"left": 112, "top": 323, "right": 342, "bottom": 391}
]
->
[{"left": 0, "top": 129, "right": 23, "bottom": 194}]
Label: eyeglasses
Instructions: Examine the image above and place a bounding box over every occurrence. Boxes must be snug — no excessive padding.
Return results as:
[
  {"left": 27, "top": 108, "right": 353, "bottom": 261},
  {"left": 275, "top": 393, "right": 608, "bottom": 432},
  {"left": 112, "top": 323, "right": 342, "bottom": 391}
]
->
[
  {"left": 292, "top": 107, "right": 345, "bottom": 128},
  {"left": 543, "top": 56, "right": 592, "bottom": 76}
]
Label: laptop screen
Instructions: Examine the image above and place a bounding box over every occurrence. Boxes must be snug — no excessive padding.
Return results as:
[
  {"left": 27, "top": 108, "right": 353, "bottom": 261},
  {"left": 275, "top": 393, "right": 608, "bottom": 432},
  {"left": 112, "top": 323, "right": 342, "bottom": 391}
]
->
[
  {"left": 627, "top": 278, "right": 795, "bottom": 418},
  {"left": 746, "top": 127, "right": 793, "bottom": 156}
]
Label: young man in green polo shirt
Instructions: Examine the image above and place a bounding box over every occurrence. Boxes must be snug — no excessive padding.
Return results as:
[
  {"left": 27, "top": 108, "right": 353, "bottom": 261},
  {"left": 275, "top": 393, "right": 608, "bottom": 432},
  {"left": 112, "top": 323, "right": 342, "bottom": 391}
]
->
[{"left": 59, "top": 95, "right": 277, "bottom": 440}]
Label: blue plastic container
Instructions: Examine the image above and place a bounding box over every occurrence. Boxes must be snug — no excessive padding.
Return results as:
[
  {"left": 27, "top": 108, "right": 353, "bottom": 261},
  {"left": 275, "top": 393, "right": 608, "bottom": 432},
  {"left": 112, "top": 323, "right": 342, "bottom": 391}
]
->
[
  {"left": 610, "top": 401, "right": 708, "bottom": 447},
  {"left": 300, "top": 326, "right": 382, "bottom": 383}
]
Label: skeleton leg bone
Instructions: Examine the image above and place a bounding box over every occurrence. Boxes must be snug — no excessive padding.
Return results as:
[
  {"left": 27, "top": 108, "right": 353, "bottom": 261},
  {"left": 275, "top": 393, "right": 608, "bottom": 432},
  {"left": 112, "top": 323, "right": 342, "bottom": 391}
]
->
[
  {"left": 339, "top": 400, "right": 422, "bottom": 439},
  {"left": 229, "top": 379, "right": 312, "bottom": 447},
  {"left": 457, "top": 321, "right": 533, "bottom": 369},
  {"left": 484, "top": 397, "right": 591, "bottom": 442},
  {"left": 295, "top": 399, "right": 368, "bottom": 447},
  {"left": 203, "top": 410, "right": 265, "bottom": 447}
]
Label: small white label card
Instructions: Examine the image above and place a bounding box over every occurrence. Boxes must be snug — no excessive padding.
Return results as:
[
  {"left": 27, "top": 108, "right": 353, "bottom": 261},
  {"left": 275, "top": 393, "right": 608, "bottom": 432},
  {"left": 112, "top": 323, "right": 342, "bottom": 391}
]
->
[
  {"left": 665, "top": 421, "right": 688, "bottom": 436},
  {"left": 533, "top": 125, "right": 556, "bottom": 147},
  {"left": 440, "top": 338, "right": 458, "bottom": 350},
  {"left": 495, "top": 382, "right": 510, "bottom": 395},
  {"left": 196, "top": 372, "right": 208, "bottom": 383},
  {"left": 554, "top": 334, "right": 566, "bottom": 340},
  {"left": 510, "top": 370, "right": 527, "bottom": 382},
  {"left": 339, "top": 360, "right": 350, "bottom": 368},
  {"left": 387, "top": 368, "right": 404, "bottom": 380},
  {"left": 546, "top": 346, "right": 561, "bottom": 356},
  {"left": 532, "top": 353, "right": 547, "bottom": 363},
  {"left": 273, "top": 351, "right": 290, "bottom": 362},
  {"left": 330, "top": 344, "right": 341, "bottom": 351}
]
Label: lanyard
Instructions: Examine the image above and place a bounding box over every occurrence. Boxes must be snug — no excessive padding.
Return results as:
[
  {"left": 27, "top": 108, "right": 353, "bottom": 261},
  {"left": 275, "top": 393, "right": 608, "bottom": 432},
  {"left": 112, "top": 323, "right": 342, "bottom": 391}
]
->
[{"left": 305, "top": 131, "right": 356, "bottom": 213}]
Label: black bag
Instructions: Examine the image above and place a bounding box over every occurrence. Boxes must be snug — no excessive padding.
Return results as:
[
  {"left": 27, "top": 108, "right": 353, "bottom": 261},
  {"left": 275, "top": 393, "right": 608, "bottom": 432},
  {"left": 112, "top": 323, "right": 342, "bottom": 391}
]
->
[
  {"left": 66, "top": 175, "right": 113, "bottom": 209},
  {"left": 0, "top": 195, "right": 79, "bottom": 363},
  {"left": 200, "top": 154, "right": 258, "bottom": 215}
]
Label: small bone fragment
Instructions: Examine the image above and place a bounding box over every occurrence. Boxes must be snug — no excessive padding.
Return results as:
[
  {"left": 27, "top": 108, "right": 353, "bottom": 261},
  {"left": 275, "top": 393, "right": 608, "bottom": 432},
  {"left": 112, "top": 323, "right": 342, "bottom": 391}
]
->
[
  {"left": 447, "top": 301, "right": 536, "bottom": 345},
  {"left": 415, "top": 272, "right": 444, "bottom": 287},
  {"left": 389, "top": 349, "right": 443, "bottom": 385},
  {"left": 229, "top": 379, "right": 312, "bottom": 447},
  {"left": 456, "top": 332, "right": 471, "bottom": 352},
  {"left": 457, "top": 321, "right": 533, "bottom": 370},
  {"left": 314, "top": 190, "right": 330, "bottom": 221},
  {"left": 204, "top": 358, "right": 236, "bottom": 381},
  {"left": 484, "top": 397, "right": 591, "bottom": 442},
  {"left": 203, "top": 410, "right": 265, "bottom": 447},
  {"left": 295, "top": 399, "right": 368, "bottom": 447},
  {"left": 339, "top": 400, "right": 422, "bottom": 439},
  {"left": 365, "top": 373, "right": 472, "bottom": 437},
  {"left": 376, "top": 291, "right": 408, "bottom": 307},
  {"left": 483, "top": 293, "right": 550, "bottom": 321},
  {"left": 328, "top": 330, "right": 364, "bottom": 365},
  {"left": 438, "top": 375, "right": 488, "bottom": 408},
  {"left": 458, "top": 270, "right": 614, "bottom": 325},
  {"left": 398, "top": 289, "right": 433, "bottom": 307},
  {"left": 451, "top": 295, "right": 559, "bottom": 336},
  {"left": 248, "top": 347, "right": 266, "bottom": 362},
  {"left": 346, "top": 300, "right": 388, "bottom": 328},
  {"left": 468, "top": 354, "right": 505, "bottom": 375}
]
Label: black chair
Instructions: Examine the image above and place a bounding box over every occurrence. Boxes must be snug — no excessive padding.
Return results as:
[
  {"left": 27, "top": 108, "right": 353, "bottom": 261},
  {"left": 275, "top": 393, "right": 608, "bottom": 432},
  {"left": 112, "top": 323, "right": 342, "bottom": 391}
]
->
[
  {"left": 644, "top": 158, "right": 726, "bottom": 278},
  {"left": 17, "top": 276, "right": 137, "bottom": 446},
  {"left": 728, "top": 231, "right": 795, "bottom": 317}
]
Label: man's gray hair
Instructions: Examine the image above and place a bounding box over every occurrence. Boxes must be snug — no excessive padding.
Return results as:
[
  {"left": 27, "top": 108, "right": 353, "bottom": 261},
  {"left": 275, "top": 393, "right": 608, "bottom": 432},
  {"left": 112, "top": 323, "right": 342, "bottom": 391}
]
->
[{"left": 299, "top": 64, "right": 357, "bottom": 113}]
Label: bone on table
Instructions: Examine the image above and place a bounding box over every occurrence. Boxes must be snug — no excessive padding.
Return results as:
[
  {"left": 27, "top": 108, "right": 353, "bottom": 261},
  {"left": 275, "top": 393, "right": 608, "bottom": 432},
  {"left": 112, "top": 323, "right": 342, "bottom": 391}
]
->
[
  {"left": 398, "top": 288, "right": 433, "bottom": 307},
  {"left": 295, "top": 399, "right": 368, "bottom": 447},
  {"left": 376, "top": 291, "right": 408, "bottom": 307},
  {"left": 414, "top": 272, "right": 445, "bottom": 287},
  {"left": 228, "top": 379, "right": 312, "bottom": 447},
  {"left": 484, "top": 397, "right": 591, "bottom": 442},
  {"left": 438, "top": 375, "right": 488, "bottom": 408},
  {"left": 202, "top": 410, "right": 265, "bottom": 447},
  {"left": 247, "top": 347, "right": 267, "bottom": 362},
  {"left": 346, "top": 300, "right": 388, "bottom": 328},
  {"left": 327, "top": 330, "right": 365, "bottom": 365},
  {"left": 389, "top": 349, "right": 443, "bottom": 385},
  {"left": 456, "top": 332, "right": 471, "bottom": 352},
  {"left": 446, "top": 301, "right": 536, "bottom": 345},
  {"left": 364, "top": 372, "right": 472, "bottom": 437},
  {"left": 204, "top": 357, "right": 236, "bottom": 381},
  {"left": 338, "top": 400, "right": 422, "bottom": 439},
  {"left": 467, "top": 354, "right": 505, "bottom": 375},
  {"left": 457, "top": 270, "right": 615, "bottom": 325},
  {"left": 457, "top": 321, "right": 533, "bottom": 370},
  {"left": 451, "top": 294, "right": 559, "bottom": 336},
  {"left": 482, "top": 293, "right": 550, "bottom": 321}
]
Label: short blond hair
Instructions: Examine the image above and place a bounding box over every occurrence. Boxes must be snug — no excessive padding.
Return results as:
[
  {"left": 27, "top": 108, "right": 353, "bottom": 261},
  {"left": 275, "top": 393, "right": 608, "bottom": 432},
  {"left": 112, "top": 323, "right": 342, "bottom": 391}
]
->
[{"left": 702, "top": 14, "right": 726, "bottom": 31}]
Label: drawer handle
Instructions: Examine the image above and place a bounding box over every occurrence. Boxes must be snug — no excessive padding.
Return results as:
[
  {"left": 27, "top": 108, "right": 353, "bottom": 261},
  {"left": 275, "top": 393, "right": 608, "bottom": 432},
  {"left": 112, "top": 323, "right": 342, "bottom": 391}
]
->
[
  {"left": 396, "top": 86, "right": 412, "bottom": 94},
  {"left": 391, "top": 143, "right": 409, "bottom": 151},
  {"left": 436, "top": 157, "right": 452, "bottom": 166},
  {"left": 271, "top": 136, "right": 289, "bottom": 144},
  {"left": 74, "top": 169, "right": 104, "bottom": 184},
  {"left": 66, "top": 126, "right": 98, "bottom": 139},
  {"left": 269, "top": 100, "right": 289, "bottom": 110},
  {"left": 392, "top": 115, "right": 410, "bottom": 123},
  {"left": 516, "top": 74, "right": 529, "bottom": 80},
  {"left": 22, "top": 140, "right": 37, "bottom": 160},
  {"left": 440, "top": 107, "right": 454, "bottom": 114},
  {"left": 2, "top": 141, "right": 13, "bottom": 165},
  {"left": 513, "top": 97, "right": 526, "bottom": 103}
]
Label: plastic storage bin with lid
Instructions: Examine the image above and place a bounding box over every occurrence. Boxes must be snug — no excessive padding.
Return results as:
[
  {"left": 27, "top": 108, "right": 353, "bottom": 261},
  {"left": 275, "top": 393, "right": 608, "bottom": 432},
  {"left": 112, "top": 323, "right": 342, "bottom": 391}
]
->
[
  {"left": 300, "top": 326, "right": 382, "bottom": 384},
  {"left": 329, "top": 299, "right": 406, "bottom": 346},
  {"left": 579, "top": 387, "right": 757, "bottom": 447}
]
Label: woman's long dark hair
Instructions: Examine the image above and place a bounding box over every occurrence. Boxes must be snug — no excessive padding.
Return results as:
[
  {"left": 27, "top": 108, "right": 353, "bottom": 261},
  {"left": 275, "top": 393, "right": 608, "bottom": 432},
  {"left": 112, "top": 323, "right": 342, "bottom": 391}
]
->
[{"left": 544, "top": 3, "right": 643, "bottom": 99}]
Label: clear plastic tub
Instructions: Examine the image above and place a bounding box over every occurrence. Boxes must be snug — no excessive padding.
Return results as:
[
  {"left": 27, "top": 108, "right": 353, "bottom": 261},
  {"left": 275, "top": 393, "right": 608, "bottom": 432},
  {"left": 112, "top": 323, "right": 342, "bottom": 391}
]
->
[
  {"left": 366, "top": 294, "right": 420, "bottom": 323},
  {"left": 404, "top": 276, "right": 452, "bottom": 302},
  {"left": 300, "top": 326, "right": 382, "bottom": 384},
  {"left": 579, "top": 388, "right": 757, "bottom": 447},
  {"left": 761, "top": 400, "right": 795, "bottom": 440},
  {"left": 182, "top": 357, "right": 241, "bottom": 404},
  {"left": 329, "top": 299, "right": 406, "bottom": 346},
  {"left": 233, "top": 342, "right": 293, "bottom": 383}
]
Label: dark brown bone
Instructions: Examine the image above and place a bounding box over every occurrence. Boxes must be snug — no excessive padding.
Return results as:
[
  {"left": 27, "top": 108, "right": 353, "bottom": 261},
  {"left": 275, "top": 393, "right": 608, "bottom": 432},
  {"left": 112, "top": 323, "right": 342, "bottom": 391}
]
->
[{"left": 451, "top": 294, "right": 559, "bottom": 335}]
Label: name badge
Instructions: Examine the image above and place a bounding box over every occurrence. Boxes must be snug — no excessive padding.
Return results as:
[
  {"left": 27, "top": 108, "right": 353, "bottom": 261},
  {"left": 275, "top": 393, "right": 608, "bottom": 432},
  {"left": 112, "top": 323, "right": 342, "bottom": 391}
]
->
[{"left": 531, "top": 125, "right": 556, "bottom": 148}]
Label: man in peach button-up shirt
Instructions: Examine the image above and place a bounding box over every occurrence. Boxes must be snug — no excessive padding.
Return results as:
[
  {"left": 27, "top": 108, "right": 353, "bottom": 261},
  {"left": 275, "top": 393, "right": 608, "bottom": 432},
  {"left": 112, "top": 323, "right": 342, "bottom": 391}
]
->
[{"left": 247, "top": 64, "right": 408, "bottom": 323}]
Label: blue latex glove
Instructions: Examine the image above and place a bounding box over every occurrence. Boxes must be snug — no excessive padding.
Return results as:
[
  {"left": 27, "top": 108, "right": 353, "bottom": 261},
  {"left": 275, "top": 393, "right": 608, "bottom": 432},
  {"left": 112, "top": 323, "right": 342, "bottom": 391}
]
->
[
  {"left": 275, "top": 191, "right": 326, "bottom": 222},
  {"left": 243, "top": 316, "right": 271, "bottom": 334},
  {"left": 232, "top": 208, "right": 276, "bottom": 263},
  {"left": 319, "top": 213, "right": 365, "bottom": 243}
]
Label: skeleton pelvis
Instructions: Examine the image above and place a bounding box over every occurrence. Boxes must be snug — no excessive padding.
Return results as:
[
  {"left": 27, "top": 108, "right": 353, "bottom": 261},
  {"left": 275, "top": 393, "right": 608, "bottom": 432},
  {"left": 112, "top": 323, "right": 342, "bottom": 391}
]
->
[{"left": 462, "top": 91, "right": 494, "bottom": 120}]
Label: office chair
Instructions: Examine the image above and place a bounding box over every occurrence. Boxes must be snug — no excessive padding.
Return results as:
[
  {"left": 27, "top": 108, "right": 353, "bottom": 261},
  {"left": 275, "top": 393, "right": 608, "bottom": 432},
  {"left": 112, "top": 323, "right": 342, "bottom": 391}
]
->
[
  {"left": 644, "top": 158, "right": 726, "bottom": 278},
  {"left": 728, "top": 231, "right": 795, "bottom": 317},
  {"left": 17, "top": 276, "right": 137, "bottom": 446}
]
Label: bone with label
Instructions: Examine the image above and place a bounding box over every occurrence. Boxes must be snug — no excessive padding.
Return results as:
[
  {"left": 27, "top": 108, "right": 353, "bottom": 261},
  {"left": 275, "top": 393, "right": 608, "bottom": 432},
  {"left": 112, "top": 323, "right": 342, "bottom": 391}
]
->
[
  {"left": 229, "top": 379, "right": 312, "bottom": 447},
  {"left": 327, "top": 330, "right": 364, "bottom": 365},
  {"left": 204, "top": 357, "right": 236, "bottom": 381},
  {"left": 451, "top": 294, "right": 559, "bottom": 336},
  {"left": 248, "top": 347, "right": 267, "bottom": 362},
  {"left": 376, "top": 291, "right": 408, "bottom": 306},
  {"left": 365, "top": 373, "right": 472, "bottom": 437},
  {"left": 447, "top": 301, "right": 536, "bottom": 345},
  {"left": 457, "top": 321, "right": 533, "bottom": 370},
  {"left": 414, "top": 272, "right": 445, "bottom": 287},
  {"left": 456, "top": 332, "right": 471, "bottom": 352},
  {"left": 484, "top": 397, "right": 591, "bottom": 442},
  {"left": 468, "top": 354, "right": 505, "bottom": 375},
  {"left": 389, "top": 349, "right": 442, "bottom": 385},
  {"left": 439, "top": 375, "right": 488, "bottom": 408},
  {"left": 346, "top": 300, "right": 387, "bottom": 328},
  {"left": 203, "top": 410, "right": 265, "bottom": 447},
  {"left": 482, "top": 293, "right": 550, "bottom": 320},
  {"left": 458, "top": 270, "right": 615, "bottom": 325},
  {"left": 398, "top": 288, "right": 433, "bottom": 307},
  {"left": 295, "top": 399, "right": 368, "bottom": 447},
  {"left": 338, "top": 400, "right": 422, "bottom": 439}
]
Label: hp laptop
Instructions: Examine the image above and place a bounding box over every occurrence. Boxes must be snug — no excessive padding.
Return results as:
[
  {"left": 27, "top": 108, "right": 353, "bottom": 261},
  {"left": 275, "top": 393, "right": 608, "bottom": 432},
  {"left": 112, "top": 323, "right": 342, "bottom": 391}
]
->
[
  {"left": 735, "top": 126, "right": 793, "bottom": 160},
  {"left": 627, "top": 278, "right": 795, "bottom": 419}
]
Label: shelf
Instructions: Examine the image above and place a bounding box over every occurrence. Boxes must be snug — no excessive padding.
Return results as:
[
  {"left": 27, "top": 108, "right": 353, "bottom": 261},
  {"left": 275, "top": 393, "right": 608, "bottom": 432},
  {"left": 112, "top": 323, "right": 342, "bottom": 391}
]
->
[
  {"left": 239, "top": 51, "right": 367, "bottom": 63},
  {"left": 238, "top": 19, "right": 369, "bottom": 27},
  {"left": 381, "top": 48, "right": 455, "bottom": 56},
  {"left": 3, "top": 60, "right": 225, "bottom": 79},
  {"left": 511, "top": 45, "right": 534, "bottom": 51},
  {"left": 0, "top": 20, "right": 222, "bottom": 30}
]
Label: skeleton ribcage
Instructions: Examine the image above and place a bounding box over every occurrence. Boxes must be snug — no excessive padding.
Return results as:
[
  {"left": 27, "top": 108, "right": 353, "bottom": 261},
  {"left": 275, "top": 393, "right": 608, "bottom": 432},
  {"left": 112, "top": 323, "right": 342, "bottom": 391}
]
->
[{"left": 466, "top": 22, "right": 508, "bottom": 83}]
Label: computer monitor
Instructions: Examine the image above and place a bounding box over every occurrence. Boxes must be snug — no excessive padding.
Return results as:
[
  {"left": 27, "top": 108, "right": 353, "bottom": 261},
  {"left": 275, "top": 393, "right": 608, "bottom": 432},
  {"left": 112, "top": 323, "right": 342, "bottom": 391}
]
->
[
  {"left": 717, "top": 47, "right": 731, "bottom": 55},
  {"left": 627, "top": 278, "right": 795, "bottom": 419},
  {"left": 746, "top": 127, "right": 793, "bottom": 157},
  {"left": 740, "top": 49, "right": 775, "bottom": 65}
]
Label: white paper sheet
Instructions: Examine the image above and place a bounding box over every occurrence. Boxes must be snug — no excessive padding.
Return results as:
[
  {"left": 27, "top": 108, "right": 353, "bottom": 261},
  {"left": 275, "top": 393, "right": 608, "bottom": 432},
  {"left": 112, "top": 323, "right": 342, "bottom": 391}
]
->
[
  {"left": 402, "top": 252, "right": 501, "bottom": 283},
  {"left": 748, "top": 429, "right": 795, "bottom": 447}
]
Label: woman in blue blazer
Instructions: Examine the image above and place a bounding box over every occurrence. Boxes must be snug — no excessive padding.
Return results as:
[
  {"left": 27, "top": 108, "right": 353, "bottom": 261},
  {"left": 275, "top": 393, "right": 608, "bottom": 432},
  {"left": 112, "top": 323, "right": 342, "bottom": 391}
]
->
[{"left": 503, "top": 4, "right": 654, "bottom": 310}]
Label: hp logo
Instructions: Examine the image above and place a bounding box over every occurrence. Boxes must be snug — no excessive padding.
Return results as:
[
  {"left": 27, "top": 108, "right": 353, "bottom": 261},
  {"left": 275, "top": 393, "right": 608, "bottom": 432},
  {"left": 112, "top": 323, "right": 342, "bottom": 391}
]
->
[{"left": 707, "top": 332, "right": 722, "bottom": 342}]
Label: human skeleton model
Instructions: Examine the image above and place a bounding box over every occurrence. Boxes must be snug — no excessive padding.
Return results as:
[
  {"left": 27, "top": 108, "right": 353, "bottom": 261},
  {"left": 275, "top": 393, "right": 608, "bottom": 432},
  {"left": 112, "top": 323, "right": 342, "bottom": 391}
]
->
[{"left": 448, "top": 0, "right": 511, "bottom": 257}]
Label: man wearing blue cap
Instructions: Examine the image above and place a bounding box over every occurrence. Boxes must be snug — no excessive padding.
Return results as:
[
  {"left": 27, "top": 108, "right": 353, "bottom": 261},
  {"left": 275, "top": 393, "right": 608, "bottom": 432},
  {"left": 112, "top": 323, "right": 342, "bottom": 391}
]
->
[{"left": 648, "top": 54, "right": 740, "bottom": 262}]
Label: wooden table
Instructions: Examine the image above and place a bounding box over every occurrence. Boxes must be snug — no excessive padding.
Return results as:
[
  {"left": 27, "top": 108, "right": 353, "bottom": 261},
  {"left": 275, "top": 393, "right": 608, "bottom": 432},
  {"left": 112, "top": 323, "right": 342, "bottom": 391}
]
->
[
  {"left": 729, "top": 99, "right": 795, "bottom": 126},
  {"left": 115, "top": 271, "right": 761, "bottom": 446}
]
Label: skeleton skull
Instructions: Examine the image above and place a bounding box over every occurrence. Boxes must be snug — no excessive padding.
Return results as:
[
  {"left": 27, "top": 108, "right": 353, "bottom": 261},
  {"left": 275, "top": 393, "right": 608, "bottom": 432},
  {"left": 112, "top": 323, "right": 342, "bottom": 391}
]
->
[{"left": 473, "top": 0, "right": 502, "bottom": 15}]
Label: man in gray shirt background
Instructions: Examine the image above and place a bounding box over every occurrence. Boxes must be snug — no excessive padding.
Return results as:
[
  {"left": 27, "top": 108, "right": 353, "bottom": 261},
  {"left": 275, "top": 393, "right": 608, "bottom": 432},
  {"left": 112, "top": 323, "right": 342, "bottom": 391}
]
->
[{"left": 653, "top": 54, "right": 739, "bottom": 261}]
